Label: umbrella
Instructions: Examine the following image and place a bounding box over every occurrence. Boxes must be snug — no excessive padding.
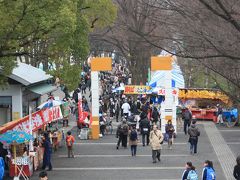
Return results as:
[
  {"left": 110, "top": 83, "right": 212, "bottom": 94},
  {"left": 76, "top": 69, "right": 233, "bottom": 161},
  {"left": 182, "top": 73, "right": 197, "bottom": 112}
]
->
[
  {"left": 37, "top": 99, "right": 64, "bottom": 109},
  {"left": 0, "top": 130, "right": 34, "bottom": 175},
  {"left": 0, "top": 130, "right": 34, "bottom": 144}
]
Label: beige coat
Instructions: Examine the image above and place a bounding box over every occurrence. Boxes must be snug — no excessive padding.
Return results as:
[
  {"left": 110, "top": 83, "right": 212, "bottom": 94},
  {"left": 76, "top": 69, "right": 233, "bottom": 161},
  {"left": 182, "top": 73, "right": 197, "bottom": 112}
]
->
[
  {"left": 149, "top": 130, "right": 164, "bottom": 150},
  {"left": 128, "top": 130, "right": 138, "bottom": 146}
]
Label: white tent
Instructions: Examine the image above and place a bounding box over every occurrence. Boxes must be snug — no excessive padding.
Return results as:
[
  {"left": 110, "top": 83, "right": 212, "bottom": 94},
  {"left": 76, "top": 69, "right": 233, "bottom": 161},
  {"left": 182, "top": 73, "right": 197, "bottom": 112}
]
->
[{"left": 149, "top": 62, "right": 185, "bottom": 88}]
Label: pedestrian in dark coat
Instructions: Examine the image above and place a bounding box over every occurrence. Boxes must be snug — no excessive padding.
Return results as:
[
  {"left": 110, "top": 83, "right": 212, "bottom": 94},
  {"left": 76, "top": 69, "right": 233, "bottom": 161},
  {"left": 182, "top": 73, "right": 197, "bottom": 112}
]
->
[
  {"left": 139, "top": 112, "right": 150, "bottom": 146},
  {"left": 165, "top": 120, "right": 175, "bottom": 149},
  {"left": 234, "top": 155, "right": 240, "bottom": 180},
  {"left": 151, "top": 106, "right": 159, "bottom": 124},
  {"left": 188, "top": 120, "right": 200, "bottom": 154},
  {"left": 42, "top": 133, "right": 52, "bottom": 171},
  {"left": 183, "top": 108, "right": 192, "bottom": 135}
]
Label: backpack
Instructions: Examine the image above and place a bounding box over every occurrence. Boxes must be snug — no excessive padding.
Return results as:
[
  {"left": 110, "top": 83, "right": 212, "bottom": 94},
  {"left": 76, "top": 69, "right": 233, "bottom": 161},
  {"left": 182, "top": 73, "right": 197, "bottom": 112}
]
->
[
  {"left": 66, "top": 135, "right": 74, "bottom": 147},
  {"left": 183, "top": 111, "right": 192, "bottom": 120},
  {"left": 206, "top": 167, "right": 216, "bottom": 180},
  {"left": 130, "top": 130, "right": 137, "bottom": 141},
  {"left": 187, "top": 170, "right": 198, "bottom": 180}
]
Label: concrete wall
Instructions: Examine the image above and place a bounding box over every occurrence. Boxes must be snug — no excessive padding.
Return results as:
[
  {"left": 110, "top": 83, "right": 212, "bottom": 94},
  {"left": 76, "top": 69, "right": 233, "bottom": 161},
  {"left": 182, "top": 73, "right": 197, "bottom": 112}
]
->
[{"left": 0, "top": 85, "right": 22, "bottom": 120}]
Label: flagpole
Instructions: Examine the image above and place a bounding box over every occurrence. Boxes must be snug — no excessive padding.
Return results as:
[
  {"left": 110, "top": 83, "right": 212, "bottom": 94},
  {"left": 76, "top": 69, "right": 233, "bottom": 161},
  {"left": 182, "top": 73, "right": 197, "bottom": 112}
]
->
[{"left": 29, "top": 106, "right": 34, "bottom": 151}]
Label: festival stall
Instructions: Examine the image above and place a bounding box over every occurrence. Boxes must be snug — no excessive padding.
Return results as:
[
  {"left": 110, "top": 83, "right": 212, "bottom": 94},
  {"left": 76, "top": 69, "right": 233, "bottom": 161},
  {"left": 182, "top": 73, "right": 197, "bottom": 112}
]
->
[
  {"left": 178, "top": 89, "right": 231, "bottom": 122},
  {"left": 0, "top": 106, "right": 63, "bottom": 173},
  {"left": 0, "top": 130, "right": 34, "bottom": 179}
]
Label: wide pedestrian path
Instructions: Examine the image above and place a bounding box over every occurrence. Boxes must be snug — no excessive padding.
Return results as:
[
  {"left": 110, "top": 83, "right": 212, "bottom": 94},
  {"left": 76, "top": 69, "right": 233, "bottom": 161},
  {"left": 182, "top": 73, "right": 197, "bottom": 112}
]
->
[
  {"left": 29, "top": 121, "right": 230, "bottom": 180},
  {"left": 203, "top": 121, "right": 236, "bottom": 180}
]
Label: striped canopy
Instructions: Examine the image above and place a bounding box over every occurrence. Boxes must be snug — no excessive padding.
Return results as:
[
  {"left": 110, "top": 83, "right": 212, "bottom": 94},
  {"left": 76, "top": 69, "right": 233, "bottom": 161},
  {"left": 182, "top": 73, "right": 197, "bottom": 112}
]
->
[{"left": 149, "top": 62, "right": 185, "bottom": 88}]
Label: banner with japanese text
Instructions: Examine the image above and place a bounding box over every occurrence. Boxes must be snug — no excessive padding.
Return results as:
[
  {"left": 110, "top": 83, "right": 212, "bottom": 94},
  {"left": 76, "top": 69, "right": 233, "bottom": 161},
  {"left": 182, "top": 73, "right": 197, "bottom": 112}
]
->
[
  {"left": 0, "top": 106, "right": 63, "bottom": 134},
  {"left": 124, "top": 85, "right": 150, "bottom": 94}
]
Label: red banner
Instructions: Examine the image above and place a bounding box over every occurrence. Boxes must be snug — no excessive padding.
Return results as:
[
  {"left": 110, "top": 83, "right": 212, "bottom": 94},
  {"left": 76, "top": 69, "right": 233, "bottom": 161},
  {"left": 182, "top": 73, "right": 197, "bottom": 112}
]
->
[
  {"left": 78, "top": 100, "right": 88, "bottom": 123},
  {"left": 78, "top": 100, "right": 92, "bottom": 126},
  {"left": 0, "top": 106, "right": 63, "bottom": 134}
]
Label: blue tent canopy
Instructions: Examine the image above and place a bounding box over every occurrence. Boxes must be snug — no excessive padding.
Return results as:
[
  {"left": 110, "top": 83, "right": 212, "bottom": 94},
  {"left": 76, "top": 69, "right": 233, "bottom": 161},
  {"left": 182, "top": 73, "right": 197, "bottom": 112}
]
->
[{"left": 149, "top": 63, "right": 185, "bottom": 88}]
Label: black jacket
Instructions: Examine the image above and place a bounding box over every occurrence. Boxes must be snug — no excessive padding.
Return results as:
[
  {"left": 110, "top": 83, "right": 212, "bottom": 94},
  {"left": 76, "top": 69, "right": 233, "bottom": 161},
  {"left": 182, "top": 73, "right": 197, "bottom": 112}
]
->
[
  {"left": 234, "top": 165, "right": 240, "bottom": 180},
  {"left": 139, "top": 118, "right": 150, "bottom": 134}
]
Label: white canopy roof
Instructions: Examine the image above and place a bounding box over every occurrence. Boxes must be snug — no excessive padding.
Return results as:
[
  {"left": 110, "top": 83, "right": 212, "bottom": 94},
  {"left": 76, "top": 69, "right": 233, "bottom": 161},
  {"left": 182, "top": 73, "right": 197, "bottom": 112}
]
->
[{"left": 9, "top": 62, "right": 52, "bottom": 86}]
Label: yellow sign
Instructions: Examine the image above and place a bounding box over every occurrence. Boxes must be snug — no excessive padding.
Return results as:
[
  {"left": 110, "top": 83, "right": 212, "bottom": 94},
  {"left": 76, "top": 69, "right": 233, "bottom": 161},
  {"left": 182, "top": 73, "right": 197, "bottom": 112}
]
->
[
  {"left": 151, "top": 56, "right": 172, "bottom": 71},
  {"left": 124, "top": 85, "right": 150, "bottom": 94},
  {"left": 91, "top": 57, "right": 112, "bottom": 71},
  {"left": 178, "top": 89, "right": 230, "bottom": 104}
]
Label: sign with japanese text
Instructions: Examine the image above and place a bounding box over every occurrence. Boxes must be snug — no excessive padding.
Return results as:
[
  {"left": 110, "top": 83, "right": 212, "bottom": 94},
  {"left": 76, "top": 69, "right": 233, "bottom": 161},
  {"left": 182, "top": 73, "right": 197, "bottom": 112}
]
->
[
  {"left": 124, "top": 85, "right": 150, "bottom": 94},
  {"left": 0, "top": 106, "right": 63, "bottom": 134},
  {"left": 158, "top": 88, "right": 178, "bottom": 96}
]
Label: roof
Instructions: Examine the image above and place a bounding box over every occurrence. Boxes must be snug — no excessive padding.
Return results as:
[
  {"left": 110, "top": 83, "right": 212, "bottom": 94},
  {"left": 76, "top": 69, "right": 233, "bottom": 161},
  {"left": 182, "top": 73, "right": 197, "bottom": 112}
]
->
[
  {"left": 28, "top": 84, "right": 57, "bottom": 95},
  {"left": 8, "top": 62, "right": 52, "bottom": 86},
  {"left": 149, "top": 62, "right": 185, "bottom": 88}
]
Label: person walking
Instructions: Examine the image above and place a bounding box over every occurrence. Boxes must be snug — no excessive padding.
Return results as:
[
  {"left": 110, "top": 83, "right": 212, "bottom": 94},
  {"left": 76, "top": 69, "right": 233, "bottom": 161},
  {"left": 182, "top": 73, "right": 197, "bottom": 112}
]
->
[
  {"left": 116, "top": 120, "right": 129, "bottom": 149},
  {"left": 149, "top": 125, "right": 164, "bottom": 163},
  {"left": 139, "top": 112, "right": 151, "bottom": 146},
  {"left": 151, "top": 106, "right": 160, "bottom": 125},
  {"left": 188, "top": 120, "right": 200, "bottom": 154},
  {"left": 176, "top": 106, "right": 183, "bottom": 129},
  {"left": 109, "top": 98, "right": 115, "bottom": 121},
  {"left": 115, "top": 99, "right": 120, "bottom": 122},
  {"left": 121, "top": 99, "right": 131, "bottom": 118},
  {"left": 165, "top": 120, "right": 175, "bottom": 149},
  {"left": 183, "top": 108, "right": 192, "bottom": 135},
  {"left": 234, "top": 155, "right": 240, "bottom": 180},
  {"left": 99, "top": 113, "right": 107, "bottom": 136},
  {"left": 182, "top": 162, "right": 198, "bottom": 180},
  {"left": 122, "top": 120, "right": 129, "bottom": 148},
  {"left": 202, "top": 160, "right": 216, "bottom": 180},
  {"left": 216, "top": 104, "right": 223, "bottom": 125},
  {"left": 42, "top": 132, "right": 52, "bottom": 171},
  {"left": 66, "top": 131, "right": 75, "bottom": 158},
  {"left": 129, "top": 126, "right": 138, "bottom": 156}
]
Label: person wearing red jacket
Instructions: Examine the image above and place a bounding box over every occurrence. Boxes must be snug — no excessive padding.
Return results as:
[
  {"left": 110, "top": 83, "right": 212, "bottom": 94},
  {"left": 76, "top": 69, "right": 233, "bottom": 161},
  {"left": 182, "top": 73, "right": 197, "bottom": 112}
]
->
[{"left": 66, "top": 131, "right": 75, "bottom": 158}]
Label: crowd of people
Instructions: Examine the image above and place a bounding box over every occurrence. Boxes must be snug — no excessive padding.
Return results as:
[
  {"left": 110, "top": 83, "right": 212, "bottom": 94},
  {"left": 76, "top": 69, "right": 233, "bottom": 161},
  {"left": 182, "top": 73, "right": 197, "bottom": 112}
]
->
[{"left": 32, "top": 60, "right": 240, "bottom": 179}]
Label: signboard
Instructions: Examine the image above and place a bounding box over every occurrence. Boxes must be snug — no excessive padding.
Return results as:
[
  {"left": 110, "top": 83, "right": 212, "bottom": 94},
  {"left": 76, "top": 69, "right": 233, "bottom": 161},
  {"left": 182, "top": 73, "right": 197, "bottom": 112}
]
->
[
  {"left": 0, "top": 106, "right": 63, "bottom": 134},
  {"left": 124, "top": 85, "right": 150, "bottom": 94},
  {"left": 158, "top": 88, "right": 178, "bottom": 96}
]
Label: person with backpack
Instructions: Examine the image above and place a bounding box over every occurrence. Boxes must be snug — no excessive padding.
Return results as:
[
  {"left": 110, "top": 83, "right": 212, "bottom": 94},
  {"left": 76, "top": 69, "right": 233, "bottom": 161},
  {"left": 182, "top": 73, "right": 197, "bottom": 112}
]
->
[
  {"left": 165, "top": 120, "right": 175, "bottom": 149},
  {"left": 116, "top": 120, "right": 129, "bottom": 149},
  {"left": 188, "top": 120, "right": 200, "bottom": 154},
  {"left": 66, "top": 131, "right": 75, "bottom": 158},
  {"left": 129, "top": 126, "right": 138, "bottom": 156},
  {"left": 149, "top": 125, "right": 164, "bottom": 163},
  {"left": 183, "top": 108, "right": 192, "bottom": 135},
  {"left": 182, "top": 161, "right": 198, "bottom": 180},
  {"left": 139, "top": 112, "right": 151, "bottom": 146},
  {"left": 122, "top": 120, "right": 129, "bottom": 148},
  {"left": 202, "top": 160, "right": 216, "bottom": 180},
  {"left": 233, "top": 155, "right": 240, "bottom": 180}
]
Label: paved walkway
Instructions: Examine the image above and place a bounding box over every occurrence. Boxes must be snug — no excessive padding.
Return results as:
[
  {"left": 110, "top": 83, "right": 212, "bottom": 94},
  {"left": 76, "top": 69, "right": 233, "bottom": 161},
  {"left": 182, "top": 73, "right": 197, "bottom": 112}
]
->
[
  {"left": 28, "top": 121, "right": 228, "bottom": 180},
  {"left": 203, "top": 121, "right": 236, "bottom": 180}
]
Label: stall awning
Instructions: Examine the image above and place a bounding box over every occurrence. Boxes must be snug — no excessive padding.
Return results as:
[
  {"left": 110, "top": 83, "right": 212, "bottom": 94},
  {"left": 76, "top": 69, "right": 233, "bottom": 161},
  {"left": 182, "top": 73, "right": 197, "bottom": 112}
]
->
[{"left": 28, "top": 84, "right": 57, "bottom": 95}]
